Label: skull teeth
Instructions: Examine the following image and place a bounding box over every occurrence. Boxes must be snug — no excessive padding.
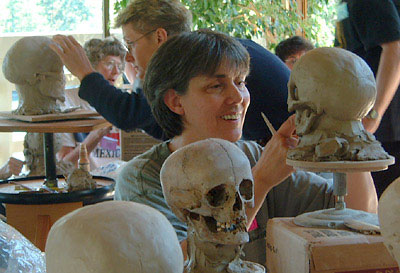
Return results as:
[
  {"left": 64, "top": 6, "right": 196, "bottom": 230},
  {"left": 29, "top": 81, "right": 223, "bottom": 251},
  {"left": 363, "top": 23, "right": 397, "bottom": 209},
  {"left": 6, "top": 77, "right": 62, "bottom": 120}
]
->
[{"left": 215, "top": 217, "right": 247, "bottom": 233}]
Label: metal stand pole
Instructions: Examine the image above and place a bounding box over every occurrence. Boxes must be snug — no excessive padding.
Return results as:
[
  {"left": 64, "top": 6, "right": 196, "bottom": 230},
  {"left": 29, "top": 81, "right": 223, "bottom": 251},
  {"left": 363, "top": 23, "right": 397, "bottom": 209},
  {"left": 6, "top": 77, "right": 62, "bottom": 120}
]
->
[
  {"left": 43, "top": 132, "right": 58, "bottom": 188},
  {"left": 333, "top": 172, "right": 347, "bottom": 210}
]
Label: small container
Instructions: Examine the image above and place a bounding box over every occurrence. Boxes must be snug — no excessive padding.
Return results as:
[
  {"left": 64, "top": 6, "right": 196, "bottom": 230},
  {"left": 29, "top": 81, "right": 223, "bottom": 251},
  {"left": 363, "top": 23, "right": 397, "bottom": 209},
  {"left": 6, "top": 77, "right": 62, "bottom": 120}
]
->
[{"left": 78, "top": 143, "right": 90, "bottom": 172}]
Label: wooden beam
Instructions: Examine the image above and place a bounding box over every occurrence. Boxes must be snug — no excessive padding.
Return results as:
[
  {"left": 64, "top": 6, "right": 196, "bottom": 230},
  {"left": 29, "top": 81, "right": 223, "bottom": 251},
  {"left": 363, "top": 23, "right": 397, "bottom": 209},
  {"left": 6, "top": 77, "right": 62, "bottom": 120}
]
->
[{"left": 103, "top": 0, "right": 110, "bottom": 38}]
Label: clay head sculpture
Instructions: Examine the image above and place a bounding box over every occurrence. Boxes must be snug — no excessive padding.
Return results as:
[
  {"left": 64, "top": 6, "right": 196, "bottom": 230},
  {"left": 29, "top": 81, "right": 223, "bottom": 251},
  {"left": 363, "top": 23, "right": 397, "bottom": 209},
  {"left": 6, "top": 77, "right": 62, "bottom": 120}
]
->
[
  {"left": 287, "top": 47, "right": 388, "bottom": 162},
  {"left": 378, "top": 177, "right": 400, "bottom": 267},
  {"left": 2, "top": 36, "right": 65, "bottom": 115},
  {"left": 161, "top": 138, "right": 264, "bottom": 273},
  {"left": 45, "top": 201, "right": 183, "bottom": 273}
]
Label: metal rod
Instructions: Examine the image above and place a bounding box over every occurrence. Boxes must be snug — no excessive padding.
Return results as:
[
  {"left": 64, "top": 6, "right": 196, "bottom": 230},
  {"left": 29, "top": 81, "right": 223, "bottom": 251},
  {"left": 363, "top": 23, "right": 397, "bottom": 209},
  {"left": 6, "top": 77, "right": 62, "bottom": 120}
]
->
[
  {"left": 333, "top": 172, "right": 347, "bottom": 210},
  {"left": 43, "top": 133, "right": 58, "bottom": 188}
]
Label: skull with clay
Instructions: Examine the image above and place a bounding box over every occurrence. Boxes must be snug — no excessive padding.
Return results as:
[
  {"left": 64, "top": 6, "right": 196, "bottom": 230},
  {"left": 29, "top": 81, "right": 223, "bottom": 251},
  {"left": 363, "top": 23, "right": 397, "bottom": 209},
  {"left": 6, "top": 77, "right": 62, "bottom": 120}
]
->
[
  {"left": 161, "top": 138, "right": 265, "bottom": 273},
  {"left": 46, "top": 201, "right": 184, "bottom": 273},
  {"left": 287, "top": 47, "right": 388, "bottom": 161},
  {"left": 378, "top": 177, "right": 400, "bottom": 268},
  {"left": 2, "top": 36, "right": 65, "bottom": 115}
]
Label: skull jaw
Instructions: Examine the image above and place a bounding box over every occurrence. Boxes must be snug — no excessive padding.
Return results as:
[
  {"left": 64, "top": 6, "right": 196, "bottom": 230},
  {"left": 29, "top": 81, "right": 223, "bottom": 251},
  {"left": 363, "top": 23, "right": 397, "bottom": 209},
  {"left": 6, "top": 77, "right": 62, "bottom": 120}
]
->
[
  {"left": 186, "top": 226, "right": 265, "bottom": 273},
  {"left": 189, "top": 215, "right": 249, "bottom": 245},
  {"left": 14, "top": 84, "right": 61, "bottom": 115},
  {"left": 288, "top": 117, "right": 389, "bottom": 161}
]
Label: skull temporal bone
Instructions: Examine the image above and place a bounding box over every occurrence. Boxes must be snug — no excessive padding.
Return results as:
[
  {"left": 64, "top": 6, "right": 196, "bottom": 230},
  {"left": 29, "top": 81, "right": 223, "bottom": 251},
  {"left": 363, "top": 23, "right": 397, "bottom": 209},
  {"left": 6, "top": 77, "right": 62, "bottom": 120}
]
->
[{"left": 160, "top": 138, "right": 254, "bottom": 245}]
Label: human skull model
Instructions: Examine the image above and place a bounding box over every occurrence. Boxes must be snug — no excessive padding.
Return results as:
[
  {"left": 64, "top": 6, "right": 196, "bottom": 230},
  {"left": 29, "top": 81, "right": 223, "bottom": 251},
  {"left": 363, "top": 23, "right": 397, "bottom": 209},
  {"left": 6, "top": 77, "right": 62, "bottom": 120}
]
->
[
  {"left": 161, "top": 138, "right": 264, "bottom": 273},
  {"left": 378, "top": 177, "right": 400, "bottom": 268},
  {"left": 287, "top": 47, "right": 389, "bottom": 161},
  {"left": 45, "top": 201, "right": 183, "bottom": 273},
  {"left": 2, "top": 36, "right": 65, "bottom": 115}
]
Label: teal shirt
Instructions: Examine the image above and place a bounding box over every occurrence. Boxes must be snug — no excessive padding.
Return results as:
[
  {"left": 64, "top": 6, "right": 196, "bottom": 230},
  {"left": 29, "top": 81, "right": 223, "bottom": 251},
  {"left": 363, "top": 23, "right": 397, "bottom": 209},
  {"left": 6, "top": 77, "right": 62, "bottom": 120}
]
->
[{"left": 115, "top": 140, "right": 334, "bottom": 266}]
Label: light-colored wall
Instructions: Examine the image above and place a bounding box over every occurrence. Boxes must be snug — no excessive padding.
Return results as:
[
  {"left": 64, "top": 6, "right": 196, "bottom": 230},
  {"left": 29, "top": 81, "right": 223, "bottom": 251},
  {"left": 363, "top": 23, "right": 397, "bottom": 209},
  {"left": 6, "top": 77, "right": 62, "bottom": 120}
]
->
[{"left": 0, "top": 32, "right": 102, "bottom": 164}]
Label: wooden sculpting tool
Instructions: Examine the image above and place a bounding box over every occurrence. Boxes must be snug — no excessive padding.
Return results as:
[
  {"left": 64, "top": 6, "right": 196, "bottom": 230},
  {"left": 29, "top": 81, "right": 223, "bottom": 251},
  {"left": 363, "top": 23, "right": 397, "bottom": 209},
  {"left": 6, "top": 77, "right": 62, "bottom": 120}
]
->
[{"left": 261, "top": 112, "right": 276, "bottom": 135}]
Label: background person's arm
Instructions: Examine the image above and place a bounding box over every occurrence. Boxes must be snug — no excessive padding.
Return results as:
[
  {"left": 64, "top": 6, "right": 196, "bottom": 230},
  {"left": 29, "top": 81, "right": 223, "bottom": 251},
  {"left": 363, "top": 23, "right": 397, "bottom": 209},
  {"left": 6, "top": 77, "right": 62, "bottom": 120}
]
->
[
  {"left": 345, "top": 172, "right": 377, "bottom": 213},
  {"left": 362, "top": 42, "right": 400, "bottom": 132}
]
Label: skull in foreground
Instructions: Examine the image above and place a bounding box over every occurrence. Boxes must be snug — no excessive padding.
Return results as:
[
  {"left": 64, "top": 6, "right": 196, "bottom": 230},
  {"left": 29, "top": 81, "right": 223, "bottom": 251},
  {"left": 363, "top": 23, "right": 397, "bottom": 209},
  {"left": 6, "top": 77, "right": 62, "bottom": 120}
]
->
[
  {"left": 46, "top": 201, "right": 183, "bottom": 273},
  {"left": 161, "top": 138, "right": 264, "bottom": 273}
]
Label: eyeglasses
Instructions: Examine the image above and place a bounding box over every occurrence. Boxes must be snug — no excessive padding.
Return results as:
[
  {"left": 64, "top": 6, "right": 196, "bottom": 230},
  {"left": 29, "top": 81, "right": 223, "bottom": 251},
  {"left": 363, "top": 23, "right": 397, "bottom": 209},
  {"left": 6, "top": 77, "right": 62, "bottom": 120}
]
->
[
  {"left": 124, "top": 29, "right": 156, "bottom": 52},
  {"left": 101, "top": 60, "right": 124, "bottom": 72}
]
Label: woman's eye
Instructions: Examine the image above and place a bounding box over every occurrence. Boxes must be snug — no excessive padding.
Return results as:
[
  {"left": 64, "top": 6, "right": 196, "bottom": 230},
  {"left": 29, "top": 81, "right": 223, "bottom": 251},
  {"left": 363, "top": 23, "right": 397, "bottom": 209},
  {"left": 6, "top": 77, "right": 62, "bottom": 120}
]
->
[
  {"left": 237, "top": 81, "right": 247, "bottom": 88},
  {"left": 207, "top": 84, "right": 223, "bottom": 92}
]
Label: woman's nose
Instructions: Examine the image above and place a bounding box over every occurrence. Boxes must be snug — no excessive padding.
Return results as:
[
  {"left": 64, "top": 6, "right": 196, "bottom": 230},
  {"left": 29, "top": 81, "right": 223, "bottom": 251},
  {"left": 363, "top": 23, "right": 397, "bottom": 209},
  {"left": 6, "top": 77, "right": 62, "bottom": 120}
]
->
[{"left": 226, "top": 82, "right": 245, "bottom": 104}]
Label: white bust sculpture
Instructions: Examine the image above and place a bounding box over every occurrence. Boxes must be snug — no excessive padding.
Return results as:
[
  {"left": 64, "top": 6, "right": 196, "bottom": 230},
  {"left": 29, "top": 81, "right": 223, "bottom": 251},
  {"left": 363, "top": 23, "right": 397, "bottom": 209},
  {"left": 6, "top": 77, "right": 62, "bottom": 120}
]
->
[
  {"left": 161, "top": 138, "right": 265, "bottom": 273},
  {"left": 2, "top": 36, "right": 65, "bottom": 115},
  {"left": 45, "top": 201, "right": 183, "bottom": 273},
  {"left": 378, "top": 177, "right": 400, "bottom": 267},
  {"left": 287, "top": 47, "right": 388, "bottom": 162}
]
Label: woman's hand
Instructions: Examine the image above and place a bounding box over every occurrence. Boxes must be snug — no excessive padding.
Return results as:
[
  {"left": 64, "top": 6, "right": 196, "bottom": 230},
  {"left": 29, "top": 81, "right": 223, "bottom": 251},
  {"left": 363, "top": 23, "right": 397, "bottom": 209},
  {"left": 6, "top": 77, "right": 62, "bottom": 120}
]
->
[
  {"left": 50, "top": 35, "right": 95, "bottom": 81},
  {"left": 252, "top": 115, "right": 298, "bottom": 191}
]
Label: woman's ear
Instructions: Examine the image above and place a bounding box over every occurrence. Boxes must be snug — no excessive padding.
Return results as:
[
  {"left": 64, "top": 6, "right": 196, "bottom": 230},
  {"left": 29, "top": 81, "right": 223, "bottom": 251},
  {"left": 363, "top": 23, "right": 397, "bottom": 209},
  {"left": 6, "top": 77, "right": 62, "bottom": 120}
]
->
[
  {"left": 164, "top": 89, "right": 184, "bottom": 115},
  {"left": 155, "top": 28, "right": 168, "bottom": 46}
]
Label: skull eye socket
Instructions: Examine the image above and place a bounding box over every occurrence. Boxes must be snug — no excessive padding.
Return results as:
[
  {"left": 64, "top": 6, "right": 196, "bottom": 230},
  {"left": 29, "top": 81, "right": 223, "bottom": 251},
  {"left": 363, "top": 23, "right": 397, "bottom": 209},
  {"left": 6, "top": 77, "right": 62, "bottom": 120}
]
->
[
  {"left": 206, "top": 184, "right": 228, "bottom": 207},
  {"left": 239, "top": 179, "right": 253, "bottom": 201},
  {"left": 290, "top": 87, "right": 299, "bottom": 101}
]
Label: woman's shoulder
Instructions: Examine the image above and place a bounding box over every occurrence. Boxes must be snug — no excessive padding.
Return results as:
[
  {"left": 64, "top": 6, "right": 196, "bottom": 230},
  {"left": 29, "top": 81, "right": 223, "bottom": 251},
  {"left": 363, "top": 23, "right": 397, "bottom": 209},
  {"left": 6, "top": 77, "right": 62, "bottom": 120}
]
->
[
  {"left": 119, "top": 141, "right": 170, "bottom": 177},
  {"left": 234, "top": 140, "right": 263, "bottom": 166}
]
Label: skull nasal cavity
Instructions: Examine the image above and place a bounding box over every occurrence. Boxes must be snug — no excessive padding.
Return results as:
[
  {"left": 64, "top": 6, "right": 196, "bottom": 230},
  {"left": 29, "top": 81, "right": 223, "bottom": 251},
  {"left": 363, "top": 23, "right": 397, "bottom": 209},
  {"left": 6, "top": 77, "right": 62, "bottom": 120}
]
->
[
  {"left": 233, "top": 193, "right": 243, "bottom": 211},
  {"left": 239, "top": 179, "right": 253, "bottom": 200},
  {"left": 206, "top": 184, "right": 228, "bottom": 207}
]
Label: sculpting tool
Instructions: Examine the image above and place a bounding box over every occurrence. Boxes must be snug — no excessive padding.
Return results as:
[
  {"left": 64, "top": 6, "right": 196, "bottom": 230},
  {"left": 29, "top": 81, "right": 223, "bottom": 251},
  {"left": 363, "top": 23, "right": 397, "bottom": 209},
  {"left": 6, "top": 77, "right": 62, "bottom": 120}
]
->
[{"left": 261, "top": 112, "right": 276, "bottom": 135}]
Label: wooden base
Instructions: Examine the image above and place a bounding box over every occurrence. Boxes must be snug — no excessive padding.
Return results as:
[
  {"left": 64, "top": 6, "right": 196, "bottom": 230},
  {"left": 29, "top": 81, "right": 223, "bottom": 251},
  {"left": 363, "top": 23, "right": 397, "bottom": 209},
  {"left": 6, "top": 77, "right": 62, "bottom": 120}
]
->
[
  {"left": 0, "top": 116, "right": 111, "bottom": 133},
  {"left": 6, "top": 202, "right": 82, "bottom": 251},
  {"left": 0, "top": 109, "right": 99, "bottom": 122},
  {"left": 287, "top": 156, "right": 395, "bottom": 172}
]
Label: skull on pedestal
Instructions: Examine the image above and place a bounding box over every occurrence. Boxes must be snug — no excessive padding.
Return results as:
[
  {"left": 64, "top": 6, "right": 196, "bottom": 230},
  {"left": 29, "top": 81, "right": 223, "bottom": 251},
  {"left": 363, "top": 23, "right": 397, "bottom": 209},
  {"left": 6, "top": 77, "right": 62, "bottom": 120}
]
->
[
  {"left": 2, "top": 36, "right": 65, "bottom": 115},
  {"left": 161, "top": 138, "right": 264, "bottom": 273},
  {"left": 287, "top": 47, "right": 388, "bottom": 161}
]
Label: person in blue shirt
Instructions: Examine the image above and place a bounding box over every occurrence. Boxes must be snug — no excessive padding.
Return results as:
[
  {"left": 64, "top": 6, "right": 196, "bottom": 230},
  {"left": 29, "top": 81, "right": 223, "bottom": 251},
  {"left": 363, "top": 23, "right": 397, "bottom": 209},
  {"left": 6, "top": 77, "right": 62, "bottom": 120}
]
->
[{"left": 50, "top": 0, "right": 290, "bottom": 146}]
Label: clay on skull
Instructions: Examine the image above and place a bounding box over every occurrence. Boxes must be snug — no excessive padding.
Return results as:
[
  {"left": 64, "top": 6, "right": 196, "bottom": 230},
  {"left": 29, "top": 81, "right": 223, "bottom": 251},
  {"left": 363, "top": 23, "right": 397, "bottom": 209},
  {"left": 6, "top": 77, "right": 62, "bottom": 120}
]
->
[
  {"left": 161, "top": 138, "right": 264, "bottom": 273},
  {"left": 378, "top": 177, "right": 400, "bottom": 268},
  {"left": 65, "top": 168, "right": 97, "bottom": 191},
  {"left": 2, "top": 36, "right": 65, "bottom": 115},
  {"left": 287, "top": 47, "right": 389, "bottom": 162}
]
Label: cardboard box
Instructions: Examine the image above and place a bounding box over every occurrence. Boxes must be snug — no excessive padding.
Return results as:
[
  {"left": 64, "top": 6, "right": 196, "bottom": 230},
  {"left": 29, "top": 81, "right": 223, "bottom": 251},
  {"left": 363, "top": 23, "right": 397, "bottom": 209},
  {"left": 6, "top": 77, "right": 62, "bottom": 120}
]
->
[
  {"left": 120, "top": 130, "right": 161, "bottom": 161},
  {"left": 266, "top": 217, "right": 399, "bottom": 273}
]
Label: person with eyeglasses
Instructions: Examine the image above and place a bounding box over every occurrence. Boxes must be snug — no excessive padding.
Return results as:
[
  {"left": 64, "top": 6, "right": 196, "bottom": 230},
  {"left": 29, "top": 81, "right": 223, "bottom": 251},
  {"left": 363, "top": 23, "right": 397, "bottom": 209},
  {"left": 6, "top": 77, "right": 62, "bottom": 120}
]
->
[
  {"left": 50, "top": 0, "right": 290, "bottom": 145},
  {"left": 57, "top": 37, "right": 126, "bottom": 171}
]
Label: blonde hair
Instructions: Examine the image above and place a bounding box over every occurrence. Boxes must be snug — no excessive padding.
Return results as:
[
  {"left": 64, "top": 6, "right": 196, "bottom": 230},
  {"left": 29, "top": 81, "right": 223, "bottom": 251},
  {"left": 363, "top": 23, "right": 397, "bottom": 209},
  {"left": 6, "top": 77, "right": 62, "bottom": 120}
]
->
[{"left": 115, "top": 0, "right": 192, "bottom": 36}]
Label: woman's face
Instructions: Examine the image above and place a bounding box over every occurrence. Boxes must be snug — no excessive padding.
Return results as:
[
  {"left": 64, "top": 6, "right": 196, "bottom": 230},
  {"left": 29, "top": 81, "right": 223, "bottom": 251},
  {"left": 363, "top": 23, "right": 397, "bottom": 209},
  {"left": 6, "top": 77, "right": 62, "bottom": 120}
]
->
[
  {"left": 95, "top": 55, "right": 123, "bottom": 86},
  {"left": 177, "top": 63, "right": 250, "bottom": 143}
]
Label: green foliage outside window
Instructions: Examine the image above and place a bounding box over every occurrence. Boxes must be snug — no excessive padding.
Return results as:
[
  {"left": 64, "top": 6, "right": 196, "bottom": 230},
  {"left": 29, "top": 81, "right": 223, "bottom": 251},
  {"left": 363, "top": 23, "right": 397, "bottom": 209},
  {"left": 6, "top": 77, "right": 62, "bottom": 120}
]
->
[
  {"left": 113, "top": 0, "right": 337, "bottom": 50},
  {"left": 0, "top": 0, "right": 96, "bottom": 33}
]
